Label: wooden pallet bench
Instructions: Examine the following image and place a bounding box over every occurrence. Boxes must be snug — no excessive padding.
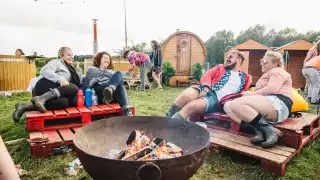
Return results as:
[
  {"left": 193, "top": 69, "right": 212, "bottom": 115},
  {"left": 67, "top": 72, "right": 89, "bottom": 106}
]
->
[
  {"left": 209, "top": 128, "right": 296, "bottom": 176},
  {"left": 190, "top": 112, "right": 320, "bottom": 176},
  {"left": 29, "top": 127, "right": 80, "bottom": 158},
  {"left": 26, "top": 104, "right": 135, "bottom": 132}
]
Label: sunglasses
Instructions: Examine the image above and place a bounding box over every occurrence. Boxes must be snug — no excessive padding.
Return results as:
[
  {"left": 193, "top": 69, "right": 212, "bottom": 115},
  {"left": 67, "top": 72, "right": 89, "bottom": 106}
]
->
[
  {"left": 227, "top": 55, "right": 240, "bottom": 59},
  {"left": 260, "top": 59, "right": 270, "bottom": 65}
]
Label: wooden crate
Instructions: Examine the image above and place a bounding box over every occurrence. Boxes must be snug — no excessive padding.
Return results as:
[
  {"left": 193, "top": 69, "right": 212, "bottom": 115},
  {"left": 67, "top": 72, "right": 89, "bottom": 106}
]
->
[
  {"left": 26, "top": 104, "right": 135, "bottom": 132},
  {"left": 29, "top": 127, "right": 80, "bottom": 158},
  {"left": 209, "top": 129, "right": 296, "bottom": 176}
]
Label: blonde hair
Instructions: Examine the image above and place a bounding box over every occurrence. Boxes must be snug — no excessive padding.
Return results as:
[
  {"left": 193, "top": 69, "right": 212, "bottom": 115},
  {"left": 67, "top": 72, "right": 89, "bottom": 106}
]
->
[
  {"left": 58, "top": 47, "right": 72, "bottom": 59},
  {"left": 264, "top": 51, "right": 284, "bottom": 69}
]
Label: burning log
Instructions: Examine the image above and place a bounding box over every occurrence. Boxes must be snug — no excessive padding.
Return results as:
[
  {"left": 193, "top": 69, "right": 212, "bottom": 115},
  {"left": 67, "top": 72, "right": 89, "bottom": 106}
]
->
[{"left": 110, "top": 130, "right": 183, "bottom": 161}]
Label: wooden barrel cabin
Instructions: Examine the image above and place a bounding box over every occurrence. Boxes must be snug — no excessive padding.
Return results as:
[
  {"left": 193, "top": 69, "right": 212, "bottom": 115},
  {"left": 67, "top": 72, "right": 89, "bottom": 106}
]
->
[
  {"left": 225, "top": 40, "right": 272, "bottom": 84},
  {"left": 275, "top": 40, "right": 314, "bottom": 88},
  {"left": 0, "top": 55, "right": 36, "bottom": 92},
  {"left": 161, "top": 31, "right": 207, "bottom": 86}
]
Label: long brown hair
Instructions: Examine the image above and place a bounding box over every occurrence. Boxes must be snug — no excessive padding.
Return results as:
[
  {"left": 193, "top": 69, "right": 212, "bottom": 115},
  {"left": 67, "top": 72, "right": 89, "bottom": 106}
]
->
[{"left": 93, "top": 51, "right": 114, "bottom": 69}]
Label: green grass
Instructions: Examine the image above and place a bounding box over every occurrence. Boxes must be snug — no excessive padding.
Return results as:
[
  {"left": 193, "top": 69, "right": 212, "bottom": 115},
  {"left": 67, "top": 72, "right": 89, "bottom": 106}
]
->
[{"left": 1, "top": 87, "right": 320, "bottom": 180}]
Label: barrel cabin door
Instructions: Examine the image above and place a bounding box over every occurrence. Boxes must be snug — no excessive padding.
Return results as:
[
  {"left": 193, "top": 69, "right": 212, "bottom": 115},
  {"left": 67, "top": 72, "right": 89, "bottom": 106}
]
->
[{"left": 176, "top": 34, "right": 191, "bottom": 75}]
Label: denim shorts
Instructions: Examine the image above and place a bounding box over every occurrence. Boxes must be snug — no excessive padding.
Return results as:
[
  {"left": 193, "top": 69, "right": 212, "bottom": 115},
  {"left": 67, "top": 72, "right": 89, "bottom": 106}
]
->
[
  {"left": 264, "top": 95, "right": 290, "bottom": 124},
  {"left": 190, "top": 84, "right": 219, "bottom": 113}
]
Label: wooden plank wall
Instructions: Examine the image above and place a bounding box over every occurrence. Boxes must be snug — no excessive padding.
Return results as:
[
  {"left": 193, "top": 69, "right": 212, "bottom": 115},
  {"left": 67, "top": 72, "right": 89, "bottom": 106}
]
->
[
  {"left": 0, "top": 55, "right": 36, "bottom": 91},
  {"left": 84, "top": 58, "right": 140, "bottom": 75}
]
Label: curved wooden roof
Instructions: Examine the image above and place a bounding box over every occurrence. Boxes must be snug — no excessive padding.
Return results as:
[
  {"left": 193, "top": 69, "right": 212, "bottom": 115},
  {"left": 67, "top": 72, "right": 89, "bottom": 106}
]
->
[
  {"left": 232, "top": 39, "right": 271, "bottom": 50},
  {"left": 275, "top": 40, "right": 314, "bottom": 51},
  {"left": 162, "top": 31, "right": 207, "bottom": 55}
]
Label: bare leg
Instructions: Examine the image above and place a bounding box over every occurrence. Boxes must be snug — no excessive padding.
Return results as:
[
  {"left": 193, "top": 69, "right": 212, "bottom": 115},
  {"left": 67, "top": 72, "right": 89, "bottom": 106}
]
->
[
  {"left": 223, "top": 101, "right": 242, "bottom": 124},
  {"left": 166, "top": 87, "right": 200, "bottom": 117},
  {"left": 0, "top": 136, "right": 21, "bottom": 180},
  {"left": 175, "top": 87, "right": 199, "bottom": 107},
  {"left": 229, "top": 95, "right": 277, "bottom": 122},
  {"left": 178, "top": 98, "right": 207, "bottom": 119}
]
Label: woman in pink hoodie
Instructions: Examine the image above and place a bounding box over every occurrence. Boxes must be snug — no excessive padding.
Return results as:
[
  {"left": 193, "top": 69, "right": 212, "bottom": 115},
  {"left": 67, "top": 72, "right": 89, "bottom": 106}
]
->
[{"left": 224, "top": 51, "right": 293, "bottom": 148}]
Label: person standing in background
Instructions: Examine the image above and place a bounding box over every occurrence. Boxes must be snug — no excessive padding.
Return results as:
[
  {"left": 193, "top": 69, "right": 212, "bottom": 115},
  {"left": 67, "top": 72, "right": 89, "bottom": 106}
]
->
[
  {"left": 150, "top": 40, "right": 163, "bottom": 89},
  {"left": 302, "top": 41, "right": 320, "bottom": 103}
]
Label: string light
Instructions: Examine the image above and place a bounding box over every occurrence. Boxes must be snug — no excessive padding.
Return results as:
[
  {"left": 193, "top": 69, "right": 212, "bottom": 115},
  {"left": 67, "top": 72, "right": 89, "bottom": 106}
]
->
[{"left": 34, "top": 0, "right": 90, "bottom": 4}]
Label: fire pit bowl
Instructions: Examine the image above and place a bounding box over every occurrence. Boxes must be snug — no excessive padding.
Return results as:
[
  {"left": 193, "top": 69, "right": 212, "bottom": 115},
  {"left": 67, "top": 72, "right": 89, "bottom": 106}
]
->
[{"left": 73, "top": 116, "right": 210, "bottom": 180}]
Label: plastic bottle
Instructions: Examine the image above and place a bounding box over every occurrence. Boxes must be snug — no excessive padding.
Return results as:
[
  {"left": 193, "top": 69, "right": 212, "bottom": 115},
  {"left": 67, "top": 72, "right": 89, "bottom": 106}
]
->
[
  {"left": 77, "top": 89, "right": 85, "bottom": 108},
  {"left": 92, "top": 89, "right": 98, "bottom": 105},
  {"left": 85, "top": 88, "right": 93, "bottom": 107}
]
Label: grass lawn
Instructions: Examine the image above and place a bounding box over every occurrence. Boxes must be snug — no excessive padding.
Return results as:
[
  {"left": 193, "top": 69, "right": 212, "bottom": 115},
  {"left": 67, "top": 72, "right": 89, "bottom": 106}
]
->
[{"left": 1, "top": 87, "right": 320, "bottom": 180}]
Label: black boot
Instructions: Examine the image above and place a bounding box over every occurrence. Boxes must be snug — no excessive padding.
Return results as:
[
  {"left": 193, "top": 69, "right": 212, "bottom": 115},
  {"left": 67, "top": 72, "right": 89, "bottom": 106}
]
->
[
  {"left": 257, "top": 117, "right": 279, "bottom": 148},
  {"left": 103, "top": 87, "right": 115, "bottom": 103},
  {"left": 165, "top": 104, "right": 181, "bottom": 117},
  {"left": 31, "top": 90, "right": 57, "bottom": 113},
  {"left": 123, "top": 108, "right": 133, "bottom": 116},
  {"left": 240, "top": 122, "right": 264, "bottom": 145},
  {"left": 12, "top": 103, "right": 36, "bottom": 123}
]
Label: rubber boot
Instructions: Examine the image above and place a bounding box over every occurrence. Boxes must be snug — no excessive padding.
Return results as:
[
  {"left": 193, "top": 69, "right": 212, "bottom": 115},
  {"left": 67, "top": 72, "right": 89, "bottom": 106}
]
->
[
  {"left": 240, "top": 122, "right": 264, "bottom": 145},
  {"left": 165, "top": 104, "right": 182, "bottom": 118},
  {"left": 12, "top": 103, "right": 36, "bottom": 123},
  {"left": 171, "top": 112, "right": 186, "bottom": 121},
  {"left": 257, "top": 117, "right": 279, "bottom": 148},
  {"left": 31, "top": 90, "right": 57, "bottom": 113},
  {"left": 103, "top": 87, "right": 115, "bottom": 103},
  {"left": 123, "top": 108, "right": 133, "bottom": 116}
]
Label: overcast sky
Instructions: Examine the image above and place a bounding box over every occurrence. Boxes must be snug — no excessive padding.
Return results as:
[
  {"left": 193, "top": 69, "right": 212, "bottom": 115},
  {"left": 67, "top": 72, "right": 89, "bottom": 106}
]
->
[{"left": 0, "top": 0, "right": 319, "bottom": 57}]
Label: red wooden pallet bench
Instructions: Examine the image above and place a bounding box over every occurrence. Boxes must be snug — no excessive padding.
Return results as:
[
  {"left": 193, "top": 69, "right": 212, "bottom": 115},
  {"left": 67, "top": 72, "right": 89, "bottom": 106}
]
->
[
  {"left": 29, "top": 127, "right": 80, "bottom": 158},
  {"left": 190, "top": 112, "right": 320, "bottom": 176},
  {"left": 26, "top": 104, "right": 135, "bottom": 132}
]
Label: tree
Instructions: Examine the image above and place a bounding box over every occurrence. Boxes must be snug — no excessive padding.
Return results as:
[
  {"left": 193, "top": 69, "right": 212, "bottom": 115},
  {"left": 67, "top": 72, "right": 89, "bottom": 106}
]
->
[
  {"left": 205, "top": 30, "right": 235, "bottom": 67},
  {"left": 236, "top": 24, "right": 270, "bottom": 45},
  {"left": 129, "top": 41, "right": 151, "bottom": 54},
  {"left": 271, "top": 28, "right": 305, "bottom": 47},
  {"left": 305, "top": 31, "right": 320, "bottom": 43}
]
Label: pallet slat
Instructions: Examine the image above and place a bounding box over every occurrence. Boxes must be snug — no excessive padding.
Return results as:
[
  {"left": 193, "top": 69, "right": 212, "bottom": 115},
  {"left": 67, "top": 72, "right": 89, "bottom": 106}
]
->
[
  {"left": 89, "top": 105, "right": 104, "bottom": 113},
  {"left": 58, "top": 129, "right": 74, "bottom": 142},
  {"left": 42, "top": 130, "right": 62, "bottom": 143},
  {"left": 29, "top": 132, "right": 43, "bottom": 139},
  {"left": 77, "top": 106, "right": 91, "bottom": 113},
  {"left": 209, "top": 129, "right": 295, "bottom": 155},
  {"left": 274, "top": 114, "right": 318, "bottom": 131},
  {"left": 39, "top": 111, "right": 54, "bottom": 117},
  {"left": 64, "top": 107, "right": 80, "bottom": 115},
  {"left": 97, "top": 104, "right": 113, "bottom": 113},
  {"left": 54, "top": 109, "right": 68, "bottom": 116},
  {"left": 26, "top": 111, "right": 39, "bottom": 118},
  {"left": 108, "top": 104, "right": 121, "bottom": 112},
  {"left": 211, "top": 136, "right": 288, "bottom": 164}
]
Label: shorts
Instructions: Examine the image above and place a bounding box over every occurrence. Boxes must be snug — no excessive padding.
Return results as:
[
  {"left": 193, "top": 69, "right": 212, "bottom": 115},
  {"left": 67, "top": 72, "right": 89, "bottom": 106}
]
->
[
  {"left": 264, "top": 95, "right": 290, "bottom": 124},
  {"left": 190, "top": 84, "right": 220, "bottom": 113}
]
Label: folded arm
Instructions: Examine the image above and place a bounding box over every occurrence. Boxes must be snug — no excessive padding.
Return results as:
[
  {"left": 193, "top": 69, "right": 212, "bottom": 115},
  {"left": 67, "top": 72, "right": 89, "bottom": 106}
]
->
[{"left": 253, "top": 73, "right": 285, "bottom": 95}]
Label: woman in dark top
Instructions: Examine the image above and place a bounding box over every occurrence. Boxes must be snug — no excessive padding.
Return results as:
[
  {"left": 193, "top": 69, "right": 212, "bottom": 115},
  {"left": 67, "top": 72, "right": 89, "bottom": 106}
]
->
[
  {"left": 84, "top": 51, "right": 132, "bottom": 116},
  {"left": 150, "top": 40, "right": 163, "bottom": 89}
]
